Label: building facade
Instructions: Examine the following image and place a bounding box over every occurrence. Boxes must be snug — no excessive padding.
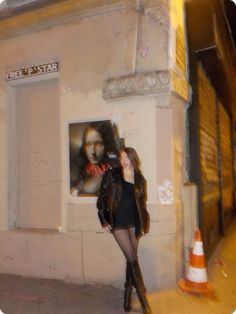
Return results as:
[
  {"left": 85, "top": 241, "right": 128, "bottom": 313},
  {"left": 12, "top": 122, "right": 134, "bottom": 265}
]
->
[{"left": 1, "top": 0, "right": 234, "bottom": 290}]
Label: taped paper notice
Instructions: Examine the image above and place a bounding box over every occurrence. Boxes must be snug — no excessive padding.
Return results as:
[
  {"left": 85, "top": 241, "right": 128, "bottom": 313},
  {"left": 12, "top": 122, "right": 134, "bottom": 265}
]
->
[{"left": 158, "top": 180, "right": 173, "bottom": 205}]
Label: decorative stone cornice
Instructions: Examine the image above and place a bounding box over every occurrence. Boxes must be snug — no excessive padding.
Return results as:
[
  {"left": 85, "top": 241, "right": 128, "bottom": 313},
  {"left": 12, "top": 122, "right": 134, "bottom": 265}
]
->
[{"left": 103, "top": 71, "right": 170, "bottom": 99}]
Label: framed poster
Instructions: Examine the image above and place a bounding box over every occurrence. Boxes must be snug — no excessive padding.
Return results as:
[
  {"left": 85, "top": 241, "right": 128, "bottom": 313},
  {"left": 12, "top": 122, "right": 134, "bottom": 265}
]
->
[{"left": 69, "top": 120, "right": 118, "bottom": 196}]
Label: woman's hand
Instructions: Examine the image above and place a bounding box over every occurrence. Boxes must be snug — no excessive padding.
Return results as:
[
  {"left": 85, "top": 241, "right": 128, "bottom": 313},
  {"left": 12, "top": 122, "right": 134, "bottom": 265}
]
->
[
  {"left": 70, "top": 187, "right": 78, "bottom": 196},
  {"left": 103, "top": 224, "right": 112, "bottom": 233}
]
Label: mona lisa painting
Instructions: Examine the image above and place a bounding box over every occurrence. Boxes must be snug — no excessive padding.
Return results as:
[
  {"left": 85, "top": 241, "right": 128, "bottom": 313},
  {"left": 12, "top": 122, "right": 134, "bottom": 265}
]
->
[{"left": 69, "top": 120, "right": 119, "bottom": 196}]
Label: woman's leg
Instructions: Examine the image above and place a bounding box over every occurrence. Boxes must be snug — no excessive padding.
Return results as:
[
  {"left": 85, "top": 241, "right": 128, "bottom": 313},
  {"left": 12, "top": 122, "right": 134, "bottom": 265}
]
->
[
  {"left": 112, "top": 228, "right": 137, "bottom": 311},
  {"left": 123, "top": 260, "right": 132, "bottom": 312},
  {"left": 127, "top": 228, "right": 145, "bottom": 290},
  {"left": 123, "top": 227, "right": 138, "bottom": 312},
  {"left": 128, "top": 227, "right": 139, "bottom": 255},
  {"left": 112, "top": 227, "right": 137, "bottom": 312},
  {"left": 112, "top": 228, "right": 152, "bottom": 314},
  {"left": 112, "top": 228, "right": 137, "bottom": 262},
  {"left": 128, "top": 229, "right": 152, "bottom": 314},
  {"left": 129, "top": 259, "right": 152, "bottom": 314}
]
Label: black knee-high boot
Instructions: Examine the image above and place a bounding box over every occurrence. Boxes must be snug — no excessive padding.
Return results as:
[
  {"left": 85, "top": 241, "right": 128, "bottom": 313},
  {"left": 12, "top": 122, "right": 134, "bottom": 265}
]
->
[
  {"left": 130, "top": 260, "right": 152, "bottom": 314},
  {"left": 124, "top": 261, "right": 132, "bottom": 312}
]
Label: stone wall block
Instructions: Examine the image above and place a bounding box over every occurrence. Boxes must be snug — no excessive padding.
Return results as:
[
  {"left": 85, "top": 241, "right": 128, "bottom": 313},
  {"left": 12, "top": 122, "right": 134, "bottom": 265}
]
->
[
  {"left": 136, "top": 0, "right": 170, "bottom": 72},
  {"left": 103, "top": 71, "right": 170, "bottom": 99}
]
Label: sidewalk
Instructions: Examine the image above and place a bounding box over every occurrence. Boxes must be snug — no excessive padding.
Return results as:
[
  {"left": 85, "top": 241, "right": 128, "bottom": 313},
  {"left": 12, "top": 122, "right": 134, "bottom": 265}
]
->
[{"left": 0, "top": 219, "right": 235, "bottom": 314}]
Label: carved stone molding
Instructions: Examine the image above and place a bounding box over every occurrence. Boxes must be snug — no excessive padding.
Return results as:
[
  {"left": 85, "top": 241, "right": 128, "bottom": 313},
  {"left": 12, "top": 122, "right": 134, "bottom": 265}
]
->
[{"left": 103, "top": 71, "right": 170, "bottom": 99}]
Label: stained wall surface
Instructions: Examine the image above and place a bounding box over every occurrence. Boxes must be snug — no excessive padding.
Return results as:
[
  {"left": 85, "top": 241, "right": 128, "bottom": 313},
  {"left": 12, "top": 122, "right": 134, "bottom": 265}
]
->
[{"left": 0, "top": 0, "right": 190, "bottom": 290}]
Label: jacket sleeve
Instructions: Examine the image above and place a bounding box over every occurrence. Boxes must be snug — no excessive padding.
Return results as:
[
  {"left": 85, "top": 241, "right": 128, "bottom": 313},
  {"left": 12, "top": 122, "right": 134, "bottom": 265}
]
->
[
  {"left": 136, "top": 175, "right": 147, "bottom": 206},
  {"left": 137, "top": 175, "right": 150, "bottom": 234},
  {"left": 96, "top": 171, "right": 110, "bottom": 227}
]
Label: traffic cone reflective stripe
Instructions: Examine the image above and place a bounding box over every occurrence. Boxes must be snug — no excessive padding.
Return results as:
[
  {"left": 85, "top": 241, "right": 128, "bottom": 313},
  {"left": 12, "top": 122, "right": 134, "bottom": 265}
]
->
[
  {"left": 178, "top": 229, "right": 213, "bottom": 296},
  {"left": 187, "top": 266, "right": 207, "bottom": 283},
  {"left": 192, "top": 241, "right": 204, "bottom": 255},
  {"left": 190, "top": 251, "right": 205, "bottom": 268}
]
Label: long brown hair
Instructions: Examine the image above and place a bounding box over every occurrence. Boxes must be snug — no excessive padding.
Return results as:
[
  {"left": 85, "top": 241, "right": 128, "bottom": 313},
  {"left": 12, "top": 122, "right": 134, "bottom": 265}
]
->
[{"left": 120, "top": 147, "right": 142, "bottom": 175}]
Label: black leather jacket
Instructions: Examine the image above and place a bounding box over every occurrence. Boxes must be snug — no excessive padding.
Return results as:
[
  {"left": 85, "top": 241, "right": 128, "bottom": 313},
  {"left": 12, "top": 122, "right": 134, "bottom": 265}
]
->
[{"left": 96, "top": 167, "right": 150, "bottom": 236}]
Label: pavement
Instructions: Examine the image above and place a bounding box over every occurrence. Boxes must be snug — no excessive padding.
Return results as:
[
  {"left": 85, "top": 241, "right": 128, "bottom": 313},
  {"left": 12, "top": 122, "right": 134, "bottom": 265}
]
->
[{"left": 0, "top": 219, "right": 235, "bottom": 314}]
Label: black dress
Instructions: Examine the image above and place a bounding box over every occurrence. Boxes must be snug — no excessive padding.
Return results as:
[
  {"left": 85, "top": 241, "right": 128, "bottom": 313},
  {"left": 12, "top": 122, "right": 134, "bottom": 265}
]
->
[{"left": 113, "top": 180, "right": 139, "bottom": 229}]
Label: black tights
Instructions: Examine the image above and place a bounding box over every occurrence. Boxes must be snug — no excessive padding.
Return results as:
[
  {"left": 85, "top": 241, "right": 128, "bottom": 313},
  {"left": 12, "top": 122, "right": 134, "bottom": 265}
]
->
[{"left": 112, "top": 227, "right": 139, "bottom": 262}]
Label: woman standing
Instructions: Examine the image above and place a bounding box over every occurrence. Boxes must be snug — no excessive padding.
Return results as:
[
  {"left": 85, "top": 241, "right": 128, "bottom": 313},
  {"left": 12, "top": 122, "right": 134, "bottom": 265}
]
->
[{"left": 96, "top": 147, "right": 152, "bottom": 314}]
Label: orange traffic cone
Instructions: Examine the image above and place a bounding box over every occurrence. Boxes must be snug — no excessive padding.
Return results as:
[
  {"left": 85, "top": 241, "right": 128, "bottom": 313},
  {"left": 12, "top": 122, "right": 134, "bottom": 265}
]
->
[{"left": 178, "top": 229, "right": 213, "bottom": 296}]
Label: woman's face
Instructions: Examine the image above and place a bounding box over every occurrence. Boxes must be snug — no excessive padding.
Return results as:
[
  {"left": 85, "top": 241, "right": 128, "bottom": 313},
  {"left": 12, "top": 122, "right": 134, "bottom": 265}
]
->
[
  {"left": 119, "top": 151, "right": 132, "bottom": 168},
  {"left": 84, "top": 129, "right": 105, "bottom": 164}
]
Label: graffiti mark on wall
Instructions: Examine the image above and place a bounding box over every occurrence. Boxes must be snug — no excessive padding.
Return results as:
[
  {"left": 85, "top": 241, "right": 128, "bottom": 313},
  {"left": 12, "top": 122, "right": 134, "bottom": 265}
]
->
[{"left": 158, "top": 180, "right": 174, "bottom": 205}]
